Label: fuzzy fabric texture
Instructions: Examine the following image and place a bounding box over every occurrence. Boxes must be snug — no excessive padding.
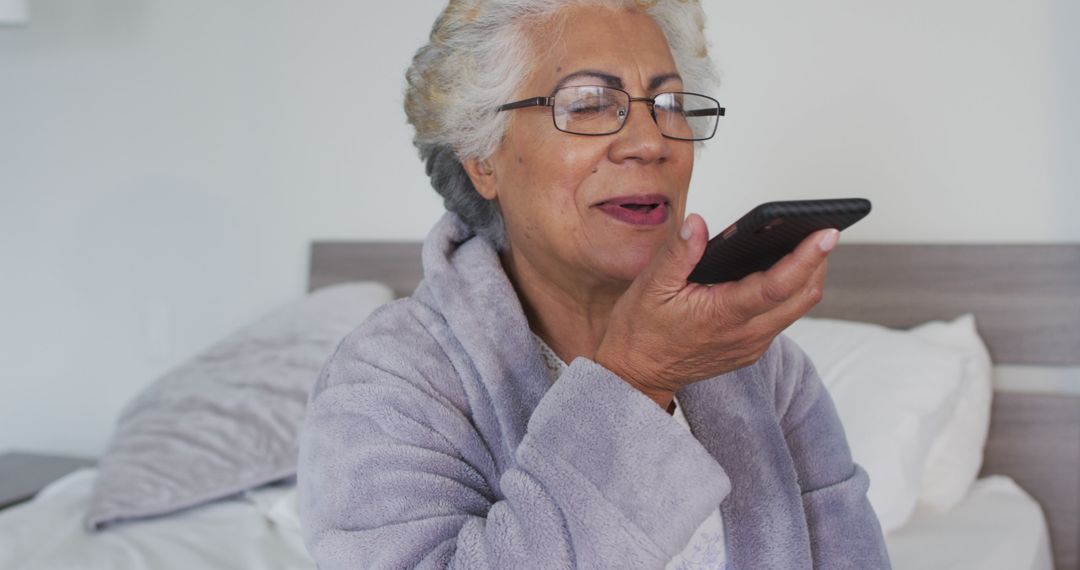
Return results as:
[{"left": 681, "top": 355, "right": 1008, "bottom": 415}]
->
[{"left": 297, "top": 211, "right": 892, "bottom": 569}]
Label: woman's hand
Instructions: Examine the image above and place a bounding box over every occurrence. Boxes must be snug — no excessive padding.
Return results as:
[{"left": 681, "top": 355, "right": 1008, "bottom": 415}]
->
[{"left": 594, "top": 213, "right": 838, "bottom": 410}]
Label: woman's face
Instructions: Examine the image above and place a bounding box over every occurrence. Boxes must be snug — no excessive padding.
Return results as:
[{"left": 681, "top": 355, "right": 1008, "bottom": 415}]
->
[{"left": 476, "top": 6, "right": 695, "bottom": 287}]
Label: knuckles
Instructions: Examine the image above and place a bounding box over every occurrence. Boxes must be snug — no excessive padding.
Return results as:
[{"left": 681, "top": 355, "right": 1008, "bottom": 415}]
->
[{"left": 759, "top": 279, "right": 793, "bottom": 306}]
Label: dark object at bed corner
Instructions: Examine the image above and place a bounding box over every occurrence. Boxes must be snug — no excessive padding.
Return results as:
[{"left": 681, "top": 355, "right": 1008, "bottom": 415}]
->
[{"left": 0, "top": 451, "right": 96, "bottom": 511}]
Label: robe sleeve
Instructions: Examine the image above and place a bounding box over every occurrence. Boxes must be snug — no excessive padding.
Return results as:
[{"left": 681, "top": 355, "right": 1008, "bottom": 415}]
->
[
  {"left": 771, "top": 333, "right": 893, "bottom": 569},
  {"left": 297, "top": 319, "right": 731, "bottom": 569}
]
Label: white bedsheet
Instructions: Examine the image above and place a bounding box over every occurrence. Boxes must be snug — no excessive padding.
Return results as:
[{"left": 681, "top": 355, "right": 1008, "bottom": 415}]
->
[
  {"left": 0, "top": 469, "right": 1053, "bottom": 570},
  {"left": 885, "top": 475, "right": 1053, "bottom": 570},
  {"left": 0, "top": 469, "right": 313, "bottom": 570}
]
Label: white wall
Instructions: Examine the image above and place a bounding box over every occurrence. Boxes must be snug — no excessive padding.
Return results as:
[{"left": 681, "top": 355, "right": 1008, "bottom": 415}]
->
[
  {"left": 1, "top": 0, "right": 1076, "bottom": 457},
  {"left": 702, "top": 0, "right": 1078, "bottom": 242}
]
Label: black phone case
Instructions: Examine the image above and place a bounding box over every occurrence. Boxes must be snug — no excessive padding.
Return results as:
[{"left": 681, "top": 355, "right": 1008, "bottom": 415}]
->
[{"left": 687, "top": 198, "right": 871, "bottom": 284}]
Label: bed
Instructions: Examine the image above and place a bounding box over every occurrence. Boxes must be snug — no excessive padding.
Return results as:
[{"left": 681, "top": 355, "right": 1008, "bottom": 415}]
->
[{"left": 1, "top": 241, "right": 1076, "bottom": 570}]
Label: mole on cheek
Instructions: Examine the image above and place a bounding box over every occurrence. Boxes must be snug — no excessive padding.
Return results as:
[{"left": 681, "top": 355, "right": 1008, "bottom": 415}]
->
[{"left": 517, "top": 156, "right": 524, "bottom": 164}]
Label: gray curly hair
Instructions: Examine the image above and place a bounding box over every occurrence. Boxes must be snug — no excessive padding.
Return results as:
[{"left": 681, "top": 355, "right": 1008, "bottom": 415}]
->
[{"left": 405, "top": 0, "right": 719, "bottom": 250}]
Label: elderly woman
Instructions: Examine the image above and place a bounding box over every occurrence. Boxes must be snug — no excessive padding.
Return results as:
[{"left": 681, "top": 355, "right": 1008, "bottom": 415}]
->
[{"left": 298, "top": 1, "right": 891, "bottom": 568}]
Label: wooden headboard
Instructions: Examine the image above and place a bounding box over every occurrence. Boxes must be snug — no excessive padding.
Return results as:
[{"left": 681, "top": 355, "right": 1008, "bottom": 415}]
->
[{"left": 309, "top": 241, "right": 1080, "bottom": 569}]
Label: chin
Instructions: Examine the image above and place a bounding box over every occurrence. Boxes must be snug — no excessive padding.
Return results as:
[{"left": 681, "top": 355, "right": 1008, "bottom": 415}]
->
[{"left": 593, "top": 236, "right": 666, "bottom": 283}]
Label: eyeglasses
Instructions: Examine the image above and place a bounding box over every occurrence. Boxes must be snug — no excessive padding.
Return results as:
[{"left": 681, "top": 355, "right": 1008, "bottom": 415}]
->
[{"left": 496, "top": 85, "right": 724, "bottom": 141}]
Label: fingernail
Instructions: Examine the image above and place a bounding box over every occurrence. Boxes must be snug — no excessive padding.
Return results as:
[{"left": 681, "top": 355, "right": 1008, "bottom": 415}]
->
[
  {"left": 679, "top": 217, "right": 693, "bottom": 240},
  {"left": 818, "top": 229, "right": 839, "bottom": 252}
]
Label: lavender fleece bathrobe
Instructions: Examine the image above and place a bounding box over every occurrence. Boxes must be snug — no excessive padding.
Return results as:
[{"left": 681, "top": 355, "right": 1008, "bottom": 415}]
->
[{"left": 297, "top": 211, "right": 892, "bottom": 569}]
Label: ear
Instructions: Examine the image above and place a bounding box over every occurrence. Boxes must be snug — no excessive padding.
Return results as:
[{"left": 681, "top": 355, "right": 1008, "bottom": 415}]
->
[{"left": 462, "top": 156, "right": 499, "bottom": 201}]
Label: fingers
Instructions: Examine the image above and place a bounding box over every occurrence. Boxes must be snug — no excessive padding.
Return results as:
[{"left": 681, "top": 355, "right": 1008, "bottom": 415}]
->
[
  {"left": 708, "top": 228, "right": 837, "bottom": 322},
  {"left": 640, "top": 213, "right": 711, "bottom": 293},
  {"left": 751, "top": 256, "right": 829, "bottom": 332},
  {"left": 757, "top": 228, "right": 836, "bottom": 305},
  {"left": 729, "top": 258, "right": 827, "bottom": 365}
]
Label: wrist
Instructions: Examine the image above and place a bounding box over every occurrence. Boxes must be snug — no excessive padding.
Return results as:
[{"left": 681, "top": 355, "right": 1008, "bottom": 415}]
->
[
  {"left": 594, "top": 345, "right": 675, "bottom": 413},
  {"left": 648, "top": 390, "right": 677, "bottom": 414}
]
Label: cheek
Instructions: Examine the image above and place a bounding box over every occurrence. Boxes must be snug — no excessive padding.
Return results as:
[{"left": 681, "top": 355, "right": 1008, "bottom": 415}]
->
[
  {"left": 500, "top": 152, "right": 583, "bottom": 240},
  {"left": 560, "top": 145, "right": 610, "bottom": 197},
  {"left": 525, "top": 144, "right": 605, "bottom": 212},
  {"left": 671, "top": 149, "right": 694, "bottom": 204}
]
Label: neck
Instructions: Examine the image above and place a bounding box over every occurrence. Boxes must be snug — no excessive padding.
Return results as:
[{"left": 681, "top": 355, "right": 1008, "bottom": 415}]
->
[{"left": 500, "top": 246, "right": 628, "bottom": 365}]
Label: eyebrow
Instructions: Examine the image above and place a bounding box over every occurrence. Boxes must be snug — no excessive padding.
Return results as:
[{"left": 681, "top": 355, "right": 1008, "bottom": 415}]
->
[{"left": 551, "top": 69, "right": 683, "bottom": 94}]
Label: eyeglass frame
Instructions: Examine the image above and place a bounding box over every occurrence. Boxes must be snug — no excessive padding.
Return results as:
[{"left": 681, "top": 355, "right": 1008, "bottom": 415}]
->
[{"left": 495, "top": 85, "right": 725, "bottom": 141}]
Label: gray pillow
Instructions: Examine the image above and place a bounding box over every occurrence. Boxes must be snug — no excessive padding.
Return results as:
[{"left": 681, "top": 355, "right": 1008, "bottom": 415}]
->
[{"left": 85, "top": 282, "right": 395, "bottom": 530}]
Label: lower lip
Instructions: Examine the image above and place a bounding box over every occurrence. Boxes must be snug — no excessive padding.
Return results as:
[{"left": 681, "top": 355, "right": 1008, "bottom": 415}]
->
[{"left": 596, "top": 202, "right": 670, "bottom": 226}]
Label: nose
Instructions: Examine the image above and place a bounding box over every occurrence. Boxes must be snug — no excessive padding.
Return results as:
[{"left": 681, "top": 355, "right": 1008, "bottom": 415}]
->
[{"left": 607, "top": 98, "right": 671, "bottom": 165}]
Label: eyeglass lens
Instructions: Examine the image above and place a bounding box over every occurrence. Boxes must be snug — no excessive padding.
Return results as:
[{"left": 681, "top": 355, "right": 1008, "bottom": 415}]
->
[{"left": 551, "top": 86, "right": 719, "bottom": 140}]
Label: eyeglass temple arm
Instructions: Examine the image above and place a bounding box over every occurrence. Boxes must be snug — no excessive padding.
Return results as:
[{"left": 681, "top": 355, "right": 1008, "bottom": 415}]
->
[
  {"left": 496, "top": 97, "right": 555, "bottom": 112},
  {"left": 683, "top": 107, "right": 726, "bottom": 117}
]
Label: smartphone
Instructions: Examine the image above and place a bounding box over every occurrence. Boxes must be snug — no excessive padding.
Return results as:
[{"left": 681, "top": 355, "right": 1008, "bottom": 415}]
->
[{"left": 687, "top": 198, "right": 871, "bottom": 284}]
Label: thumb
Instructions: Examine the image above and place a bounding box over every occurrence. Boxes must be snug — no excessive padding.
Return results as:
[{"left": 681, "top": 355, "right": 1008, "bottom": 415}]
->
[{"left": 644, "top": 213, "right": 709, "bottom": 290}]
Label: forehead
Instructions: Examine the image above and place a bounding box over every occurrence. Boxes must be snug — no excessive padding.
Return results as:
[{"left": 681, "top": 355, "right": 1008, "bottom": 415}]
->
[{"left": 520, "top": 6, "right": 679, "bottom": 93}]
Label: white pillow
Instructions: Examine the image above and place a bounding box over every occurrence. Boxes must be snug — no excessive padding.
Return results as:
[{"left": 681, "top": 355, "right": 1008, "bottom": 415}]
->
[
  {"left": 784, "top": 316, "right": 972, "bottom": 533},
  {"left": 907, "top": 314, "right": 993, "bottom": 512}
]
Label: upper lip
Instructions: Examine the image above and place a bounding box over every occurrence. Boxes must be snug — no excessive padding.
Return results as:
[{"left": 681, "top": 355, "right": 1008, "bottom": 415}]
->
[{"left": 595, "top": 193, "right": 670, "bottom": 207}]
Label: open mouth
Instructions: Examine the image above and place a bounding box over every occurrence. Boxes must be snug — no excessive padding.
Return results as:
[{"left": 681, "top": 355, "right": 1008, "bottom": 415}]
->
[
  {"left": 595, "top": 197, "right": 671, "bottom": 226},
  {"left": 618, "top": 202, "right": 663, "bottom": 212}
]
